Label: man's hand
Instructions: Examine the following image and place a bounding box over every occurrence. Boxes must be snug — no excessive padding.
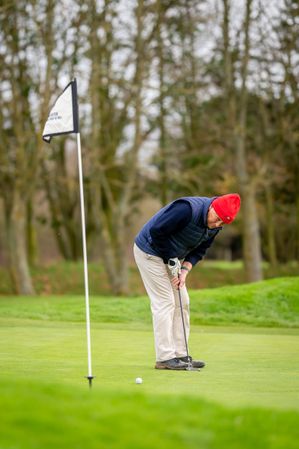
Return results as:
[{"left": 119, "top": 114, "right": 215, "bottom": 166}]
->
[
  {"left": 168, "top": 260, "right": 192, "bottom": 289},
  {"left": 170, "top": 270, "right": 188, "bottom": 289}
]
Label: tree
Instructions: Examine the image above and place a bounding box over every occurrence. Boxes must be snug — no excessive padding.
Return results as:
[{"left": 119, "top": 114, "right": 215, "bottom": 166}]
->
[
  {"left": 0, "top": 0, "right": 40, "bottom": 294},
  {"left": 0, "top": 0, "right": 80, "bottom": 293},
  {"left": 86, "top": 0, "right": 153, "bottom": 294},
  {"left": 222, "top": 0, "right": 263, "bottom": 281},
  {"left": 274, "top": 0, "right": 299, "bottom": 259}
]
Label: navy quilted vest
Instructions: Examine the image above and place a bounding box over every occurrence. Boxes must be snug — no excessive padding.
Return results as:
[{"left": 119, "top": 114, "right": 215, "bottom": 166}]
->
[{"left": 135, "top": 196, "right": 217, "bottom": 259}]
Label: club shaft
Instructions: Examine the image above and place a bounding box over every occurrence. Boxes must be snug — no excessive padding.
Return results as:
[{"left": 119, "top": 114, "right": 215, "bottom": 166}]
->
[{"left": 177, "top": 282, "right": 190, "bottom": 362}]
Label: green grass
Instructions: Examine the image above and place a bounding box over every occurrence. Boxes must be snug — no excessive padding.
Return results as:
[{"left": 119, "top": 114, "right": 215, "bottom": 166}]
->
[
  {"left": 0, "top": 278, "right": 299, "bottom": 449},
  {"left": 0, "top": 320, "right": 299, "bottom": 449},
  {"left": 1, "top": 260, "right": 299, "bottom": 295},
  {"left": 190, "top": 276, "right": 299, "bottom": 327},
  {"left": 1, "top": 376, "right": 299, "bottom": 449},
  {"left": 0, "top": 277, "right": 298, "bottom": 328},
  {"left": 1, "top": 377, "right": 299, "bottom": 449},
  {"left": 1, "top": 319, "right": 298, "bottom": 408}
]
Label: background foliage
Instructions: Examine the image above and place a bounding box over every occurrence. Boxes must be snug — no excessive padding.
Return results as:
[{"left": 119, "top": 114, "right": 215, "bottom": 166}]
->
[{"left": 0, "top": 0, "right": 298, "bottom": 294}]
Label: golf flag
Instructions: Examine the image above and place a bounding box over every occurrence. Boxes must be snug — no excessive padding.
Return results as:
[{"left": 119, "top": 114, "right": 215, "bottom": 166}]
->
[
  {"left": 42, "top": 79, "right": 94, "bottom": 387},
  {"left": 42, "top": 79, "right": 79, "bottom": 142}
]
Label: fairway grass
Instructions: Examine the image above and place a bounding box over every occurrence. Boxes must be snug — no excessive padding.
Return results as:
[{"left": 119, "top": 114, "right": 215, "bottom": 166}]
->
[{"left": 0, "top": 276, "right": 298, "bottom": 328}]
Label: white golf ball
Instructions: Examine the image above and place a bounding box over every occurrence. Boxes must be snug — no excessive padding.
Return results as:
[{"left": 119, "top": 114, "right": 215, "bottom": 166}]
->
[{"left": 135, "top": 377, "right": 143, "bottom": 384}]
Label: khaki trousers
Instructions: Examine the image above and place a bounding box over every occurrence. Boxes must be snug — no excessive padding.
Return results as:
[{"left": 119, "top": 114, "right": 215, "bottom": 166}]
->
[{"left": 133, "top": 243, "right": 190, "bottom": 362}]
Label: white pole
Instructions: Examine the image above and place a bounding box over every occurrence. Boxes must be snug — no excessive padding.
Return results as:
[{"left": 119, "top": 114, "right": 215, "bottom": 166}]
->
[{"left": 76, "top": 132, "right": 93, "bottom": 386}]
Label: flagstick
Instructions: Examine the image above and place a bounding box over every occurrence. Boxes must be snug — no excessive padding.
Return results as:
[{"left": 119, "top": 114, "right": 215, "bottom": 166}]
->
[{"left": 76, "top": 132, "right": 94, "bottom": 388}]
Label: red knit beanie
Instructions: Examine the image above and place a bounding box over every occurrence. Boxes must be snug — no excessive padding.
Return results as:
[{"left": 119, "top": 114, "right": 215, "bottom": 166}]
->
[{"left": 211, "top": 193, "right": 241, "bottom": 224}]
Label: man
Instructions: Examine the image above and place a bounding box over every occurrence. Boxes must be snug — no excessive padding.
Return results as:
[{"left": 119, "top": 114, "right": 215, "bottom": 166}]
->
[{"left": 133, "top": 193, "right": 241, "bottom": 370}]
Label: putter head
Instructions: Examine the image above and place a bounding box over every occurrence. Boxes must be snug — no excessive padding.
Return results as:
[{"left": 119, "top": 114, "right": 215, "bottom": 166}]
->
[{"left": 186, "top": 365, "right": 200, "bottom": 371}]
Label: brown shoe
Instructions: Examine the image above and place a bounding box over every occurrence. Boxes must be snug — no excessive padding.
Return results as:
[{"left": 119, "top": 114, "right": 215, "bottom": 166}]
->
[{"left": 155, "top": 358, "right": 188, "bottom": 370}]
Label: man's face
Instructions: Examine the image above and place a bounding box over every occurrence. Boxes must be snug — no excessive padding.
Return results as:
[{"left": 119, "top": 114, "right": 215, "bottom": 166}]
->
[{"left": 207, "top": 206, "right": 224, "bottom": 229}]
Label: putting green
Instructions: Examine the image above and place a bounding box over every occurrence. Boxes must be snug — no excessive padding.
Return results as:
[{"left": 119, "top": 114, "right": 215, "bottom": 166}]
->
[
  {"left": 1, "top": 319, "right": 298, "bottom": 411},
  {"left": 1, "top": 312, "right": 299, "bottom": 448}
]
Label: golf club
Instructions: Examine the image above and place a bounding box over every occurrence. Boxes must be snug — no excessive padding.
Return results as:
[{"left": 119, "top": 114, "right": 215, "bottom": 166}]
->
[
  {"left": 177, "top": 281, "right": 199, "bottom": 371},
  {"left": 168, "top": 259, "right": 199, "bottom": 372}
]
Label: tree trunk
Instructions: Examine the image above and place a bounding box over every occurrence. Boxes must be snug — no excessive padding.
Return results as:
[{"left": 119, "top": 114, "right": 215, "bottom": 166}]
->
[
  {"left": 234, "top": 126, "right": 263, "bottom": 281},
  {"left": 7, "top": 191, "right": 35, "bottom": 295},
  {"left": 293, "top": 144, "right": 299, "bottom": 260},
  {"left": 296, "top": 187, "right": 299, "bottom": 261},
  {"left": 26, "top": 200, "right": 38, "bottom": 267},
  {"left": 265, "top": 183, "right": 277, "bottom": 268},
  {"left": 240, "top": 183, "right": 263, "bottom": 281},
  {"left": 115, "top": 221, "right": 129, "bottom": 295},
  {"left": 156, "top": 0, "right": 169, "bottom": 206}
]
